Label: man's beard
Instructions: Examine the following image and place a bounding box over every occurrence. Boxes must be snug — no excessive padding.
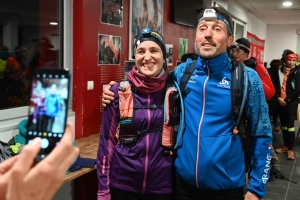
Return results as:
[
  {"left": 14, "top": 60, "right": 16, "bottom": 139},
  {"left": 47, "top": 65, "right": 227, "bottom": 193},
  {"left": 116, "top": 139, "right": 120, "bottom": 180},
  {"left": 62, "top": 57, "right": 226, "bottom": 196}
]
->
[{"left": 195, "top": 47, "right": 215, "bottom": 60}]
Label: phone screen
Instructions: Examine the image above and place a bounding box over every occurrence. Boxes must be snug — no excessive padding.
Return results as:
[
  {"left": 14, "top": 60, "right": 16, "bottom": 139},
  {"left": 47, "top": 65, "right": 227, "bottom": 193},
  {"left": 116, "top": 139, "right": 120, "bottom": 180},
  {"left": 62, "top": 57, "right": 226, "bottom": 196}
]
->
[{"left": 26, "top": 69, "right": 70, "bottom": 161}]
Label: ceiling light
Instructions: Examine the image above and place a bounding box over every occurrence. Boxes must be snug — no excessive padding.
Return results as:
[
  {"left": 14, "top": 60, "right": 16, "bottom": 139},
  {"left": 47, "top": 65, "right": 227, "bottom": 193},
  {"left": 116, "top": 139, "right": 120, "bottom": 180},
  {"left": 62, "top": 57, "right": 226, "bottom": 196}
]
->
[
  {"left": 282, "top": 1, "right": 292, "bottom": 6},
  {"left": 50, "top": 22, "right": 58, "bottom": 25}
]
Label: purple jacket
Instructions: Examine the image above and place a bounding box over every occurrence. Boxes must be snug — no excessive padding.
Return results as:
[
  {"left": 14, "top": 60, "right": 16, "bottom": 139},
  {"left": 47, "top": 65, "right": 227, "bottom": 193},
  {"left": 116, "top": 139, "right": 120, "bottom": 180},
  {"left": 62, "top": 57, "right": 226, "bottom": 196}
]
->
[{"left": 97, "top": 83, "right": 173, "bottom": 200}]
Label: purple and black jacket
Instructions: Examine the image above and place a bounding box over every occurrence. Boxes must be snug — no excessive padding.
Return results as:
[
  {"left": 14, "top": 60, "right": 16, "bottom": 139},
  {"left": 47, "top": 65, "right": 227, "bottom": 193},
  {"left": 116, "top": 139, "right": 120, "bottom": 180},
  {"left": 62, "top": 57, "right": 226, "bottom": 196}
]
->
[{"left": 96, "top": 83, "right": 173, "bottom": 200}]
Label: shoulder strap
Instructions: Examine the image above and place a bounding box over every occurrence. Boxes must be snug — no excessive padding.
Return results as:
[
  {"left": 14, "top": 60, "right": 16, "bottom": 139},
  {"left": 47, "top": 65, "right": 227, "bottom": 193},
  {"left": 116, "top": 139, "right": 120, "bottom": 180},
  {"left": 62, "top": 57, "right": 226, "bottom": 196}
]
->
[
  {"left": 231, "top": 61, "right": 252, "bottom": 173},
  {"left": 231, "top": 61, "right": 244, "bottom": 122},
  {"left": 173, "top": 60, "right": 197, "bottom": 149},
  {"left": 231, "top": 61, "right": 248, "bottom": 138},
  {"left": 179, "top": 61, "right": 197, "bottom": 96}
]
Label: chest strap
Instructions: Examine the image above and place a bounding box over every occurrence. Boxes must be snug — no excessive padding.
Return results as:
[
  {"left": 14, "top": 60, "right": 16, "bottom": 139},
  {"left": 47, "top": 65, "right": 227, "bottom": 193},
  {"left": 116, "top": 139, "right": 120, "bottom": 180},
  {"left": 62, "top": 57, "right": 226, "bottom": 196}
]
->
[
  {"left": 134, "top": 105, "right": 163, "bottom": 109},
  {"left": 118, "top": 80, "right": 164, "bottom": 146}
]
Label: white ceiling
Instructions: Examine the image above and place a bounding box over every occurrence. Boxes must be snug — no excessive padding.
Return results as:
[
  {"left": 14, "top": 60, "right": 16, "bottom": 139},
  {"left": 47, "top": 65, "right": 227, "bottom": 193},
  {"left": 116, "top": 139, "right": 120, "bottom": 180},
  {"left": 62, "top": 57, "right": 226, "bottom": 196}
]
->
[{"left": 235, "top": 0, "right": 300, "bottom": 24}]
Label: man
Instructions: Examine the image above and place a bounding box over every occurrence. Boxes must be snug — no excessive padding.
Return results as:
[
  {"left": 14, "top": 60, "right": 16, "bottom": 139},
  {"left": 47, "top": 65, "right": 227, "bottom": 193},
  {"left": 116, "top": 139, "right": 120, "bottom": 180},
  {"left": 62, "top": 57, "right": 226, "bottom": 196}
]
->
[
  {"left": 267, "top": 59, "right": 282, "bottom": 132},
  {"left": 274, "top": 52, "right": 300, "bottom": 160},
  {"left": 45, "top": 84, "right": 61, "bottom": 132},
  {"left": 172, "top": 8, "right": 272, "bottom": 200},
  {"left": 231, "top": 37, "right": 280, "bottom": 178},
  {"left": 231, "top": 38, "right": 275, "bottom": 100},
  {"left": 103, "top": 7, "right": 272, "bottom": 200},
  {"left": 0, "top": 123, "right": 79, "bottom": 200},
  {"left": 280, "top": 49, "right": 294, "bottom": 68}
]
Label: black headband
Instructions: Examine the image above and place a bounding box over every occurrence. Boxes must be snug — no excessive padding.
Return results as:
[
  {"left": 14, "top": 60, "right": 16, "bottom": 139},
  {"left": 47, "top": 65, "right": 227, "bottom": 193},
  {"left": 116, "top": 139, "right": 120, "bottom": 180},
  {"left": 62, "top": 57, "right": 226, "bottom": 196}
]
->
[{"left": 132, "top": 28, "right": 166, "bottom": 60}]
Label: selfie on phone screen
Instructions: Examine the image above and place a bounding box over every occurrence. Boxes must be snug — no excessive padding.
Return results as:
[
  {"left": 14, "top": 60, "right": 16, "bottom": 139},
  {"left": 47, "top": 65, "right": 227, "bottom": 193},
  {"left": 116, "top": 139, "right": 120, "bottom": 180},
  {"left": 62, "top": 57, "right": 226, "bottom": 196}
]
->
[{"left": 26, "top": 69, "right": 70, "bottom": 161}]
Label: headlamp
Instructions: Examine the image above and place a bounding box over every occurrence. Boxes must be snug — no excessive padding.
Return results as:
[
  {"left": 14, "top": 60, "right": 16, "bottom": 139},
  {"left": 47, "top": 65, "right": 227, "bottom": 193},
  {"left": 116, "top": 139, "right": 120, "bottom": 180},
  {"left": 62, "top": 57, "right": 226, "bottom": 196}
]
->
[
  {"left": 198, "top": 9, "right": 233, "bottom": 34},
  {"left": 231, "top": 42, "right": 250, "bottom": 52},
  {"left": 132, "top": 28, "right": 166, "bottom": 59},
  {"left": 203, "top": 9, "right": 217, "bottom": 20}
]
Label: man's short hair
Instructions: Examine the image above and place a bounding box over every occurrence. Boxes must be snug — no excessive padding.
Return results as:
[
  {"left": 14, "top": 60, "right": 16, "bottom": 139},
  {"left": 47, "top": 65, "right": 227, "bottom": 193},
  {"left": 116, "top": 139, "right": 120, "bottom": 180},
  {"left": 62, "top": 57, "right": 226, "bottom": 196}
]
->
[{"left": 270, "top": 59, "right": 282, "bottom": 69}]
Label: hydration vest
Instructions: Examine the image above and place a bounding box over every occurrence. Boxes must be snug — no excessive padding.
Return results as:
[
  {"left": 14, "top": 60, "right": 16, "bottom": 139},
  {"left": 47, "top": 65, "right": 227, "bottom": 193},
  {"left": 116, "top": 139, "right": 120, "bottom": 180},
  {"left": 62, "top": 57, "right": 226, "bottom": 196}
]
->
[{"left": 117, "top": 79, "right": 180, "bottom": 156}]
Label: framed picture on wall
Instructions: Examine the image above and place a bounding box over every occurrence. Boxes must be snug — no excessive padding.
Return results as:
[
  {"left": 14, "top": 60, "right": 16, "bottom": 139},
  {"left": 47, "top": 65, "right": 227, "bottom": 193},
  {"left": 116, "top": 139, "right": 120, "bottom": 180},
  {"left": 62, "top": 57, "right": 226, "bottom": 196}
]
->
[
  {"left": 124, "top": 60, "right": 135, "bottom": 77},
  {"left": 166, "top": 44, "right": 173, "bottom": 66},
  {"left": 129, "top": 0, "right": 164, "bottom": 60},
  {"left": 178, "top": 38, "right": 188, "bottom": 58},
  {"left": 98, "top": 34, "right": 121, "bottom": 65},
  {"left": 100, "top": 0, "right": 123, "bottom": 26}
]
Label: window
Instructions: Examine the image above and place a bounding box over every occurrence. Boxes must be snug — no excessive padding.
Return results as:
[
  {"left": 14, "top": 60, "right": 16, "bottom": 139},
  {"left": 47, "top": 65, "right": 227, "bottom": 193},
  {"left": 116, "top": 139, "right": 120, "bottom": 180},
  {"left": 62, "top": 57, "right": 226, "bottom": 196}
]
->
[
  {"left": 232, "top": 19, "right": 246, "bottom": 40},
  {"left": 0, "top": 0, "right": 63, "bottom": 111},
  {"left": 0, "top": 0, "right": 66, "bottom": 132}
]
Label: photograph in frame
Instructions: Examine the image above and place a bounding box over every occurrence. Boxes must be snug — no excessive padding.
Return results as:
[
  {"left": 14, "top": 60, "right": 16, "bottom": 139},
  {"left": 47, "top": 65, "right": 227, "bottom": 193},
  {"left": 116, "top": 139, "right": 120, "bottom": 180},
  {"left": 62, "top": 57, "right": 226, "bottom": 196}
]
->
[
  {"left": 166, "top": 44, "right": 173, "bottom": 66},
  {"left": 124, "top": 60, "right": 136, "bottom": 77},
  {"left": 98, "top": 34, "right": 121, "bottom": 65},
  {"left": 178, "top": 38, "right": 188, "bottom": 58},
  {"left": 129, "top": 0, "right": 163, "bottom": 60},
  {"left": 100, "top": 0, "right": 123, "bottom": 26}
]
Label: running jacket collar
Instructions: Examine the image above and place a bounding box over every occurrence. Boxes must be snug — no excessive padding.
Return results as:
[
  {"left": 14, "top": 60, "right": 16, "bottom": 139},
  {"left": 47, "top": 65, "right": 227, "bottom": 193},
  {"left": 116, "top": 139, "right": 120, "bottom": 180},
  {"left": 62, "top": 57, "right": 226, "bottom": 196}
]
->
[{"left": 197, "top": 52, "right": 231, "bottom": 72}]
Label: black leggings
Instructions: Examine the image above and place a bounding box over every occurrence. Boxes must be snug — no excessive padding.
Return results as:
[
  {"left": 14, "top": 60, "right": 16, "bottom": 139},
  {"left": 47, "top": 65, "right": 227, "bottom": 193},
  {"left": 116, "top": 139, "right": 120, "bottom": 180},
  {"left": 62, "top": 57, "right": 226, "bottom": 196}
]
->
[
  {"left": 279, "top": 100, "right": 298, "bottom": 150},
  {"left": 110, "top": 188, "right": 173, "bottom": 200},
  {"left": 174, "top": 178, "right": 244, "bottom": 200}
]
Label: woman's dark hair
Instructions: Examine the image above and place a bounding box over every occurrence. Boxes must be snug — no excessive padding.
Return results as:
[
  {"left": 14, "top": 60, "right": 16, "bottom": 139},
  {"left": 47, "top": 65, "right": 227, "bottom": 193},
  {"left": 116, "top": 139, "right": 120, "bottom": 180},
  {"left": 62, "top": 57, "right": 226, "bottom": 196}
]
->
[
  {"left": 270, "top": 59, "right": 282, "bottom": 69},
  {"left": 197, "top": 7, "right": 234, "bottom": 36},
  {"left": 162, "top": 60, "right": 169, "bottom": 74}
]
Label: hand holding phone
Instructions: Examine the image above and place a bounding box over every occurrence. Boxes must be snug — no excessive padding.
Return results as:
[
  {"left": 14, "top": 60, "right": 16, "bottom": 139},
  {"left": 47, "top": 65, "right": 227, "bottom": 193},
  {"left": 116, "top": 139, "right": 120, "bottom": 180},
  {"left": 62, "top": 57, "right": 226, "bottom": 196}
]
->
[{"left": 26, "top": 68, "right": 71, "bottom": 162}]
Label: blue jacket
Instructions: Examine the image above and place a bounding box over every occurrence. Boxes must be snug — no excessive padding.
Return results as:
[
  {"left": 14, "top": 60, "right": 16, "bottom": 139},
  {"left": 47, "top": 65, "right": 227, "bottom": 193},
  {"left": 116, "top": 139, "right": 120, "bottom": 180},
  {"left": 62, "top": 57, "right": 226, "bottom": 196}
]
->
[
  {"left": 45, "top": 94, "right": 61, "bottom": 117},
  {"left": 172, "top": 52, "right": 273, "bottom": 198}
]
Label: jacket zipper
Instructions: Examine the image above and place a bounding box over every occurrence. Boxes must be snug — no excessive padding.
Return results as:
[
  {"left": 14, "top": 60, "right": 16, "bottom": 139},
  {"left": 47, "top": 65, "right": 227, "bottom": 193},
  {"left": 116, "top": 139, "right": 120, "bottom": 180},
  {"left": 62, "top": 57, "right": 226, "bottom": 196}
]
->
[{"left": 195, "top": 61, "right": 210, "bottom": 188}]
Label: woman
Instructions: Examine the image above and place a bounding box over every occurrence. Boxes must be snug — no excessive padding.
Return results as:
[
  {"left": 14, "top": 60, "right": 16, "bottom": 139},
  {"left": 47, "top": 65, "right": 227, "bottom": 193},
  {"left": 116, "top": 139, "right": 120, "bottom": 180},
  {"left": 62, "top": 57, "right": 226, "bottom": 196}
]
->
[
  {"left": 97, "top": 28, "right": 174, "bottom": 200},
  {"left": 267, "top": 59, "right": 282, "bottom": 131},
  {"left": 275, "top": 52, "right": 300, "bottom": 160}
]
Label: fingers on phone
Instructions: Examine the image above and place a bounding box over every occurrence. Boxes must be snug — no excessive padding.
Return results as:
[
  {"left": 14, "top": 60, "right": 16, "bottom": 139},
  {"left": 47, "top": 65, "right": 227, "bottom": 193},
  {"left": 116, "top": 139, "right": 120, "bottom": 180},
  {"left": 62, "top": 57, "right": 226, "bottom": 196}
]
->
[
  {"left": 0, "top": 156, "right": 19, "bottom": 175},
  {"left": 12, "top": 138, "right": 41, "bottom": 178},
  {"left": 43, "top": 123, "right": 79, "bottom": 167}
]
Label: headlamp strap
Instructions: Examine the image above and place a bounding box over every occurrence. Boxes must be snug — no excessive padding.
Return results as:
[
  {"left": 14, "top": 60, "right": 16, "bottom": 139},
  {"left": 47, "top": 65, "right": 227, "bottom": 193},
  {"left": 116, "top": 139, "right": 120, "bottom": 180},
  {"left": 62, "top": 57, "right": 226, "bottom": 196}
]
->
[
  {"left": 198, "top": 9, "right": 233, "bottom": 34},
  {"left": 232, "top": 42, "right": 250, "bottom": 51}
]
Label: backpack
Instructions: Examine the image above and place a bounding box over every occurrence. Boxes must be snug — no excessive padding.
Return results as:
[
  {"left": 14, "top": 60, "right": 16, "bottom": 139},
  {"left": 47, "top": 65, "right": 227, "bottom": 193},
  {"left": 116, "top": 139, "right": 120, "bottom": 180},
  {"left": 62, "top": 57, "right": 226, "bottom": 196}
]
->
[
  {"left": 0, "top": 140, "right": 15, "bottom": 163},
  {"left": 176, "top": 60, "right": 251, "bottom": 172},
  {"left": 269, "top": 164, "right": 297, "bottom": 184}
]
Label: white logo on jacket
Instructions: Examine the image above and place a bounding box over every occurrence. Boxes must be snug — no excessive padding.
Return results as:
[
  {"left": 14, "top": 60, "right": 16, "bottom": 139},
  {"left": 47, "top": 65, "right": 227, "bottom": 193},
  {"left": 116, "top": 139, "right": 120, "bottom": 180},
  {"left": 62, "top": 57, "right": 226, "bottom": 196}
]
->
[
  {"left": 262, "top": 153, "right": 272, "bottom": 184},
  {"left": 188, "top": 74, "right": 198, "bottom": 84},
  {"left": 217, "top": 77, "right": 230, "bottom": 89}
]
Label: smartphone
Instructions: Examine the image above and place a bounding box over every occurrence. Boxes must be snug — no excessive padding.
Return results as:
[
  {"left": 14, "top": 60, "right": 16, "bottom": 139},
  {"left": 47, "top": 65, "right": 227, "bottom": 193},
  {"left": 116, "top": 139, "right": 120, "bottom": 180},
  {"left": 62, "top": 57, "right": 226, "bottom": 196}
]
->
[{"left": 26, "top": 68, "right": 71, "bottom": 162}]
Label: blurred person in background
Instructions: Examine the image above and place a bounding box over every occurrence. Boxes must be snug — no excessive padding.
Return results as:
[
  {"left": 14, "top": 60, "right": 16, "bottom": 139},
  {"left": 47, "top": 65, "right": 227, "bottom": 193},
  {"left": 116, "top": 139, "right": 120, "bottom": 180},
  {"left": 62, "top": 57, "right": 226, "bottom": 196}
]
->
[{"left": 274, "top": 52, "right": 300, "bottom": 160}]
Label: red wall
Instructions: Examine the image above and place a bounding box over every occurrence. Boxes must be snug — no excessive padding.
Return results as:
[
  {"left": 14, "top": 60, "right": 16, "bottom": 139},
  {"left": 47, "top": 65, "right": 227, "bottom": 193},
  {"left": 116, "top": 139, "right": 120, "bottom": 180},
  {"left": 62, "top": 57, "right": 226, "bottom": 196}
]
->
[{"left": 73, "top": 0, "right": 196, "bottom": 139}]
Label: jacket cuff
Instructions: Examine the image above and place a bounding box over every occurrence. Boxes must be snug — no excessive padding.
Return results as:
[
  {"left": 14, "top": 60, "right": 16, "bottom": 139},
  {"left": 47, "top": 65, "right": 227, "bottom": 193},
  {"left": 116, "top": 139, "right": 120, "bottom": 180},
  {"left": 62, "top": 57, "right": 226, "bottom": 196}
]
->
[{"left": 97, "top": 190, "right": 110, "bottom": 200}]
